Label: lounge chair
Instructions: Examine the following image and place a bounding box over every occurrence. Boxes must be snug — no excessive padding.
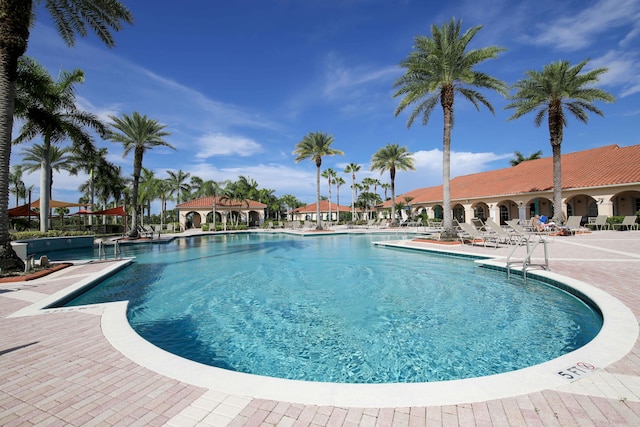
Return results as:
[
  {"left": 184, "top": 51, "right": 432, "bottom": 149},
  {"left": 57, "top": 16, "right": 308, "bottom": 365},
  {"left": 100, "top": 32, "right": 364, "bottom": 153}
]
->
[
  {"left": 589, "top": 215, "right": 610, "bottom": 230},
  {"left": 457, "top": 222, "right": 499, "bottom": 248},
  {"left": 614, "top": 216, "right": 639, "bottom": 231},
  {"left": 138, "top": 225, "right": 156, "bottom": 238},
  {"left": 483, "top": 218, "right": 518, "bottom": 244},
  {"left": 561, "top": 216, "right": 588, "bottom": 235},
  {"left": 471, "top": 218, "right": 485, "bottom": 231}
]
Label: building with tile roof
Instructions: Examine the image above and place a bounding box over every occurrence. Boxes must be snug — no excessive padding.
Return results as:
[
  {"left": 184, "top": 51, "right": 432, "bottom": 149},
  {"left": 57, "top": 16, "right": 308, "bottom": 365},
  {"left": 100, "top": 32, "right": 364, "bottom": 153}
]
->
[
  {"left": 289, "top": 200, "right": 351, "bottom": 222},
  {"left": 379, "top": 144, "right": 640, "bottom": 225},
  {"left": 176, "top": 196, "right": 267, "bottom": 229}
]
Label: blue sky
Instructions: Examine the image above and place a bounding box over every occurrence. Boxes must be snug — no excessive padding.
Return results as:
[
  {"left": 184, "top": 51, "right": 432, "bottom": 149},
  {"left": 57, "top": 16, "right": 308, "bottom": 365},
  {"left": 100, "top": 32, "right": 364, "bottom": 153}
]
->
[{"left": 13, "top": 0, "right": 640, "bottom": 208}]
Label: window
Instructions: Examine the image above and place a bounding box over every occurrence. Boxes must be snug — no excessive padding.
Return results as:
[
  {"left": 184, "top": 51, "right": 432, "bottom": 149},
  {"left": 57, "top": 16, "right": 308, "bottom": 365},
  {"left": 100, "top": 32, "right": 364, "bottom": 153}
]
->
[{"left": 500, "top": 205, "right": 509, "bottom": 224}]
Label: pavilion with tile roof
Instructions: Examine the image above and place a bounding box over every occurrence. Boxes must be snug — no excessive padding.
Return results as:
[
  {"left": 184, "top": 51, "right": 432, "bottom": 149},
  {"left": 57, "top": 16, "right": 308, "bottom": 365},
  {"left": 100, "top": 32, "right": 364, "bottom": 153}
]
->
[
  {"left": 379, "top": 144, "right": 640, "bottom": 225},
  {"left": 176, "top": 196, "right": 267, "bottom": 229}
]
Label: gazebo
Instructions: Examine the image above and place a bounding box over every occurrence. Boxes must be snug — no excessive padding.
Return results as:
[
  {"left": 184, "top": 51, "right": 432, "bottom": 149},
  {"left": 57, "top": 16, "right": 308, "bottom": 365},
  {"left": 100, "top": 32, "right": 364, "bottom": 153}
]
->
[{"left": 176, "top": 196, "right": 267, "bottom": 230}]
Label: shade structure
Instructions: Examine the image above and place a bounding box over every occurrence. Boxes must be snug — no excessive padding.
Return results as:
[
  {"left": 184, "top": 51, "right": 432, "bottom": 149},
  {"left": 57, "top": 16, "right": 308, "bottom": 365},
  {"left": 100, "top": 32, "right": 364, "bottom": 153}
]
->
[
  {"left": 30, "top": 199, "right": 87, "bottom": 209},
  {"left": 90, "top": 206, "right": 127, "bottom": 216},
  {"left": 8, "top": 204, "right": 38, "bottom": 217}
]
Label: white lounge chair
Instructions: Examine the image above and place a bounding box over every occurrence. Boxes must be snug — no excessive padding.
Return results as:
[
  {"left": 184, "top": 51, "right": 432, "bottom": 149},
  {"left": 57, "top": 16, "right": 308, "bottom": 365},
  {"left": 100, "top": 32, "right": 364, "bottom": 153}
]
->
[
  {"left": 614, "top": 216, "right": 639, "bottom": 231},
  {"left": 457, "top": 222, "right": 499, "bottom": 248},
  {"left": 483, "top": 218, "right": 518, "bottom": 244},
  {"left": 589, "top": 215, "right": 610, "bottom": 230},
  {"left": 562, "top": 216, "right": 588, "bottom": 235}
]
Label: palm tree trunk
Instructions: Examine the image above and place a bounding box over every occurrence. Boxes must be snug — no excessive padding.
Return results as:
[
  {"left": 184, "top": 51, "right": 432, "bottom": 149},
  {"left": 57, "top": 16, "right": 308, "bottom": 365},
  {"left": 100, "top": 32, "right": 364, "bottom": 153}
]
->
[
  {"left": 0, "top": 0, "right": 30, "bottom": 268},
  {"left": 441, "top": 87, "right": 454, "bottom": 238},
  {"left": 39, "top": 140, "right": 51, "bottom": 232},
  {"left": 390, "top": 168, "right": 396, "bottom": 224},
  {"left": 552, "top": 143, "right": 563, "bottom": 224},
  {"left": 315, "top": 164, "right": 322, "bottom": 230},
  {"left": 129, "top": 149, "right": 143, "bottom": 237}
]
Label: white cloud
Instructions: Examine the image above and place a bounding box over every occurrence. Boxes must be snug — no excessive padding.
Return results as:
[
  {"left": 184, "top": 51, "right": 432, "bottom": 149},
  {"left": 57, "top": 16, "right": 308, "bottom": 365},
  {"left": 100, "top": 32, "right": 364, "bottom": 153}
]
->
[
  {"left": 589, "top": 50, "right": 640, "bottom": 97},
  {"left": 195, "top": 133, "right": 263, "bottom": 158},
  {"left": 524, "top": 0, "right": 640, "bottom": 51}
]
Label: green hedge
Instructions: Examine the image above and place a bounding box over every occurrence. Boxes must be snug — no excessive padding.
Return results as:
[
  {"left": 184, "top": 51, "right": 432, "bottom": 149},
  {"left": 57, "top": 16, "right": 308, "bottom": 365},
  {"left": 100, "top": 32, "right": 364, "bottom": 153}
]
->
[{"left": 10, "top": 230, "right": 94, "bottom": 241}]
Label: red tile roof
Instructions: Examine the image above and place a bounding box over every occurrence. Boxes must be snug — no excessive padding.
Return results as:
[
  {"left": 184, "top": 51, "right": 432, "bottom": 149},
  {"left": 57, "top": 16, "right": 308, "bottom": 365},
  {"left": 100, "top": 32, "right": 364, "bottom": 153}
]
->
[
  {"left": 384, "top": 144, "right": 640, "bottom": 206},
  {"left": 177, "top": 196, "right": 267, "bottom": 209},
  {"left": 293, "top": 200, "right": 351, "bottom": 213}
]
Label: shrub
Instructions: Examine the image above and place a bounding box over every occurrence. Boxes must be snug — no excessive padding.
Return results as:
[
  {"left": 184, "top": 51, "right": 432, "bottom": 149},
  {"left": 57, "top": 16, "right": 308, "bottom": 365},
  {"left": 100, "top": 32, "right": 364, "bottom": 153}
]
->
[
  {"left": 10, "top": 230, "right": 93, "bottom": 241},
  {"left": 201, "top": 223, "right": 209, "bottom": 231}
]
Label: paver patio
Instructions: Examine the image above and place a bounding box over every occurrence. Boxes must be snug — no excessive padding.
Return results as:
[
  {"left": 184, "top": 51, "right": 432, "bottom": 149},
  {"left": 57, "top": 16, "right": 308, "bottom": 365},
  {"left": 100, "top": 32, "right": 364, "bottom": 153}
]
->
[{"left": 1, "top": 229, "right": 639, "bottom": 426}]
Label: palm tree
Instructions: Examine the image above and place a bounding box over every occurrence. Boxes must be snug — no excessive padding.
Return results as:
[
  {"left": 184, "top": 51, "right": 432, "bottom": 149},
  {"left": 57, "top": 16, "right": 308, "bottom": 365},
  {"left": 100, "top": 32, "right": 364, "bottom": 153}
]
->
[
  {"left": 20, "top": 143, "right": 76, "bottom": 228},
  {"left": 506, "top": 59, "right": 614, "bottom": 223},
  {"left": 108, "top": 112, "right": 173, "bottom": 237},
  {"left": 9, "top": 165, "right": 25, "bottom": 207},
  {"left": 293, "top": 132, "right": 344, "bottom": 230},
  {"left": 138, "top": 167, "right": 157, "bottom": 224},
  {"left": 280, "top": 194, "right": 302, "bottom": 221},
  {"left": 321, "top": 168, "right": 337, "bottom": 223},
  {"left": 220, "top": 187, "right": 248, "bottom": 228},
  {"left": 344, "top": 163, "right": 361, "bottom": 221},
  {"left": 13, "top": 58, "right": 105, "bottom": 232},
  {"left": 0, "top": 0, "right": 132, "bottom": 268},
  {"left": 381, "top": 182, "right": 391, "bottom": 200},
  {"left": 334, "top": 176, "right": 345, "bottom": 222},
  {"left": 371, "top": 144, "right": 416, "bottom": 224},
  {"left": 510, "top": 150, "right": 543, "bottom": 166},
  {"left": 393, "top": 18, "right": 507, "bottom": 238},
  {"left": 166, "top": 169, "right": 191, "bottom": 206},
  {"left": 69, "top": 147, "right": 112, "bottom": 226},
  {"left": 361, "top": 177, "right": 377, "bottom": 220}
]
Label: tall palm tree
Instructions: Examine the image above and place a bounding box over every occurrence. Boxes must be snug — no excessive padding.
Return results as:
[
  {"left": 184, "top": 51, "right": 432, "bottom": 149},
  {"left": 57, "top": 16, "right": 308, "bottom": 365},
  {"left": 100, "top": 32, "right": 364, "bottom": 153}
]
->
[
  {"left": 321, "top": 168, "right": 337, "bottom": 223},
  {"left": 381, "top": 182, "right": 391, "bottom": 200},
  {"left": 166, "top": 169, "right": 191, "bottom": 206},
  {"left": 510, "top": 150, "right": 543, "bottom": 166},
  {"left": 138, "top": 167, "right": 157, "bottom": 224},
  {"left": 108, "top": 112, "right": 173, "bottom": 237},
  {"left": 0, "top": 0, "right": 132, "bottom": 268},
  {"left": 506, "top": 59, "right": 614, "bottom": 223},
  {"left": 334, "top": 176, "right": 345, "bottom": 222},
  {"left": 20, "top": 144, "right": 76, "bottom": 192},
  {"left": 293, "top": 131, "right": 344, "bottom": 230},
  {"left": 393, "top": 18, "right": 507, "bottom": 237},
  {"left": 361, "top": 177, "right": 377, "bottom": 220},
  {"left": 69, "top": 147, "right": 112, "bottom": 226},
  {"left": 344, "top": 162, "right": 360, "bottom": 221},
  {"left": 13, "top": 58, "right": 105, "bottom": 232},
  {"left": 9, "top": 165, "right": 25, "bottom": 207},
  {"left": 370, "top": 144, "right": 416, "bottom": 224},
  {"left": 220, "top": 187, "right": 248, "bottom": 228},
  {"left": 20, "top": 143, "right": 75, "bottom": 228}
]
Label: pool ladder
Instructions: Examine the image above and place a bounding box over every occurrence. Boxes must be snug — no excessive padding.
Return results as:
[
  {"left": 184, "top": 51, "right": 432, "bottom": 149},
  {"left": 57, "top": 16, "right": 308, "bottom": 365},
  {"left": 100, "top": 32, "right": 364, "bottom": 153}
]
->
[
  {"left": 505, "top": 234, "right": 549, "bottom": 281},
  {"left": 97, "top": 239, "right": 121, "bottom": 260}
]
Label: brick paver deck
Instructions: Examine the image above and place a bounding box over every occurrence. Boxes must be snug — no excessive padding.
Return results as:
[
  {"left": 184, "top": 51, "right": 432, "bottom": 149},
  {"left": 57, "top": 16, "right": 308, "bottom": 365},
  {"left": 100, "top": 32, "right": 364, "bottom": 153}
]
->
[{"left": 1, "top": 229, "right": 639, "bottom": 426}]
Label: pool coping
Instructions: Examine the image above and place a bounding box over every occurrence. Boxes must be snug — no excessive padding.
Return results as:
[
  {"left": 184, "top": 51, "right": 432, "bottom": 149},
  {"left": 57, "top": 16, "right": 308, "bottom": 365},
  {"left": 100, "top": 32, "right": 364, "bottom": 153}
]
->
[{"left": 11, "top": 239, "right": 637, "bottom": 408}]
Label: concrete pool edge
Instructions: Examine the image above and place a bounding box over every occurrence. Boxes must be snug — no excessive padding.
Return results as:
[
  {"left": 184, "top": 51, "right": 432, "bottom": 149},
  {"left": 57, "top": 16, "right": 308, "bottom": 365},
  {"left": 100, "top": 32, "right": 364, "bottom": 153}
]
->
[{"left": 95, "top": 248, "right": 638, "bottom": 408}]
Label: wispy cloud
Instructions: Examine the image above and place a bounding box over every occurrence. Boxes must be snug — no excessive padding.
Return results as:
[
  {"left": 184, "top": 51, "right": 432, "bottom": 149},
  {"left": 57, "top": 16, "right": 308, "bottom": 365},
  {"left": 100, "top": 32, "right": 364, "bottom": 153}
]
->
[
  {"left": 523, "top": 0, "right": 640, "bottom": 51},
  {"left": 590, "top": 50, "right": 640, "bottom": 97}
]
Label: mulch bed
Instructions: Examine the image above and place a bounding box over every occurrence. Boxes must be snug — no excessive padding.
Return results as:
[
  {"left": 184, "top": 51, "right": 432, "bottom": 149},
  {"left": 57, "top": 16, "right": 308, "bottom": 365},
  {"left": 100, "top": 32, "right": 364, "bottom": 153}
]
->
[
  {"left": 412, "top": 238, "right": 462, "bottom": 245},
  {"left": 0, "top": 263, "right": 73, "bottom": 283}
]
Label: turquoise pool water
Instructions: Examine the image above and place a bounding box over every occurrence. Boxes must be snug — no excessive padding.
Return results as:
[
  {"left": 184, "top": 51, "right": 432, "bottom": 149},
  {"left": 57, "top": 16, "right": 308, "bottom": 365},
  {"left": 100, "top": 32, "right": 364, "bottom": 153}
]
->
[{"left": 62, "top": 233, "right": 602, "bottom": 383}]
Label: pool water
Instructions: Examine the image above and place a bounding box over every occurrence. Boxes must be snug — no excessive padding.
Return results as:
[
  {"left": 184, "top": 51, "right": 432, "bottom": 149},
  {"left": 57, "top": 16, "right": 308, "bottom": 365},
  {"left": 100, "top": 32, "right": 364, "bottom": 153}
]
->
[{"left": 62, "top": 233, "right": 602, "bottom": 383}]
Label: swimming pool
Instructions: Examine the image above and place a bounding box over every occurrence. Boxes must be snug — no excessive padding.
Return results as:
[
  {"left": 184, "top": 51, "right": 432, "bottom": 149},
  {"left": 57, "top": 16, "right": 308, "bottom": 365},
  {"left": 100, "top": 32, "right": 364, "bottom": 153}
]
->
[{"left": 61, "top": 233, "right": 602, "bottom": 384}]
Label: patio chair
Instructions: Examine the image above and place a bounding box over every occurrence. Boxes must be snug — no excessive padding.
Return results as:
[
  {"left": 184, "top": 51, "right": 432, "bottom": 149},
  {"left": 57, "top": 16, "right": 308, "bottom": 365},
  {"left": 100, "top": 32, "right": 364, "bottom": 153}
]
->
[
  {"left": 457, "top": 222, "right": 499, "bottom": 248},
  {"left": 471, "top": 218, "right": 485, "bottom": 231},
  {"left": 614, "top": 216, "right": 639, "bottom": 231},
  {"left": 589, "top": 215, "right": 610, "bottom": 230},
  {"left": 561, "top": 216, "right": 588, "bottom": 235},
  {"left": 483, "top": 218, "right": 518, "bottom": 244}
]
